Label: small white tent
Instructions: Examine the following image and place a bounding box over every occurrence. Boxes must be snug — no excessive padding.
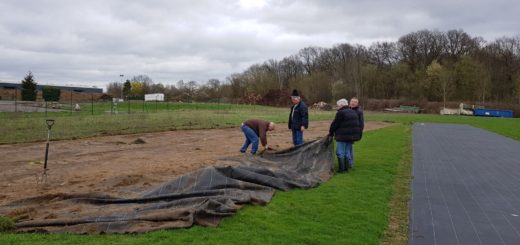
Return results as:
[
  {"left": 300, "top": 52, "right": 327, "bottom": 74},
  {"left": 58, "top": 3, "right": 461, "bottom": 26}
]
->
[{"left": 144, "top": 93, "right": 165, "bottom": 101}]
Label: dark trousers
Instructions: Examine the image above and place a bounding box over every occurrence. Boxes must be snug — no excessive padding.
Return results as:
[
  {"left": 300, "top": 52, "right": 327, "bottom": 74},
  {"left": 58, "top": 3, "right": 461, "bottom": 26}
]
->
[{"left": 292, "top": 129, "right": 303, "bottom": 146}]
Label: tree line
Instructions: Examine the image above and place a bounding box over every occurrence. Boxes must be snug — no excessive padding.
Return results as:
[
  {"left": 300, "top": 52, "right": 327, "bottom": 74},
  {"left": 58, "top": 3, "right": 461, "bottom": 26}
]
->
[
  {"left": 107, "top": 29, "right": 520, "bottom": 105},
  {"left": 107, "top": 75, "right": 227, "bottom": 102}
]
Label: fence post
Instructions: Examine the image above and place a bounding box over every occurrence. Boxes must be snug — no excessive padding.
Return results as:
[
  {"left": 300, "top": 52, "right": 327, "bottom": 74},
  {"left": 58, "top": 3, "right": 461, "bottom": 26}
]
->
[
  {"left": 127, "top": 96, "right": 130, "bottom": 114},
  {"left": 142, "top": 99, "right": 145, "bottom": 112},
  {"left": 14, "top": 88, "right": 17, "bottom": 112},
  {"left": 91, "top": 94, "right": 94, "bottom": 115},
  {"left": 218, "top": 97, "right": 221, "bottom": 114},
  {"left": 45, "top": 101, "right": 48, "bottom": 117},
  {"left": 70, "top": 91, "right": 73, "bottom": 115}
]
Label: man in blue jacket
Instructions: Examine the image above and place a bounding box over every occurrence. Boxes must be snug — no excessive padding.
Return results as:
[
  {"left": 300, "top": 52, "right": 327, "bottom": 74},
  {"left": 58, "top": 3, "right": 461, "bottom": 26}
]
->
[
  {"left": 349, "top": 97, "right": 364, "bottom": 134},
  {"left": 288, "top": 89, "right": 308, "bottom": 146}
]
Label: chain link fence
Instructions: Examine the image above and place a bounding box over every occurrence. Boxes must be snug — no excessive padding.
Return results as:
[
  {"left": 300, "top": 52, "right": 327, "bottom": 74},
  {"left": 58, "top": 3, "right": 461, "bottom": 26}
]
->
[{"left": 1, "top": 91, "right": 316, "bottom": 144}]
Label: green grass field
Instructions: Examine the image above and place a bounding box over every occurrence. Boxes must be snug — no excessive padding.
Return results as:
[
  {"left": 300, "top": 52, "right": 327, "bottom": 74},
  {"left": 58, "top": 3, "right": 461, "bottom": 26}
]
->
[
  {"left": 0, "top": 102, "right": 335, "bottom": 144},
  {"left": 1, "top": 105, "right": 519, "bottom": 244},
  {"left": 0, "top": 101, "right": 275, "bottom": 119},
  {"left": 365, "top": 113, "right": 520, "bottom": 140}
]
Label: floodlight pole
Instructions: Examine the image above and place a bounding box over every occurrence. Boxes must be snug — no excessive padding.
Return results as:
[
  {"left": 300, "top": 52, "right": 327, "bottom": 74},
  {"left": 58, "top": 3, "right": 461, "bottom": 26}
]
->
[
  {"left": 91, "top": 94, "right": 94, "bottom": 115},
  {"left": 127, "top": 96, "right": 130, "bottom": 114},
  {"left": 120, "top": 74, "right": 124, "bottom": 99},
  {"left": 70, "top": 90, "right": 73, "bottom": 115}
]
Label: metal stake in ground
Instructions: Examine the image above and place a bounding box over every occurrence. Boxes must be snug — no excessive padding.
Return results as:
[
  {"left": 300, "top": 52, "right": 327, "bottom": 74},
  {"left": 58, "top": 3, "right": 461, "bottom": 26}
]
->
[{"left": 41, "top": 119, "right": 55, "bottom": 183}]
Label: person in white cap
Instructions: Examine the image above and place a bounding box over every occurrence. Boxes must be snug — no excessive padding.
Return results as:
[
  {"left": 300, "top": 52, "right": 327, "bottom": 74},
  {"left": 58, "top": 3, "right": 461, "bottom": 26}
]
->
[{"left": 328, "top": 98, "right": 362, "bottom": 173}]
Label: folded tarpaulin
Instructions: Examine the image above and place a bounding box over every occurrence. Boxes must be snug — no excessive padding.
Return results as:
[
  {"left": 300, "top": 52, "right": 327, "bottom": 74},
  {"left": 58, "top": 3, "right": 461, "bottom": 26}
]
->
[{"left": 0, "top": 137, "right": 334, "bottom": 234}]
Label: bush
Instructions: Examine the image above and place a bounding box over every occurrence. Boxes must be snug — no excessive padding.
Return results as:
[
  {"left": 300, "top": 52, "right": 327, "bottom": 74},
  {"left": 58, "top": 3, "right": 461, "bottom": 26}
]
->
[
  {"left": 42, "top": 86, "right": 61, "bottom": 101},
  {"left": 0, "top": 216, "right": 15, "bottom": 232},
  {"left": 258, "top": 89, "right": 309, "bottom": 107}
]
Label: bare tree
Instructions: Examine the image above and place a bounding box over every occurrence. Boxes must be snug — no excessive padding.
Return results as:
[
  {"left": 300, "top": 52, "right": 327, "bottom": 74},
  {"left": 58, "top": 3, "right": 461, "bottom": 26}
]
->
[
  {"left": 398, "top": 30, "right": 447, "bottom": 70},
  {"left": 482, "top": 36, "right": 520, "bottom": 101},
  {"left": 368, "top": 42, "right": 399, "bottom": 67},
  {"left": 131, "top": 75, "right": 154, "bottom": 94},
  {"left": 445, "top": 29, "right": 478, "bottom": 57},
  {"left": 298, "top": 46, "right": 324, "bottom": 75},
  {"left": 398, "top": 31, "right": 421, "bottom": 71},
  {"left": 106, "top": 82, "right": 123, "bottom": 97},
  {"left": 280, "top": 55, "right": 304, "bottom": 86},
  {"left": 206, "top": 78, "right": 221, "bottom": 99}
]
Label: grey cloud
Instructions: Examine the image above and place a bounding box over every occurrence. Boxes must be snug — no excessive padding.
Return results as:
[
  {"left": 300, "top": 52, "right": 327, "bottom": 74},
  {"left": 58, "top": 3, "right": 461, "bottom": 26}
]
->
[{"left": 1, "top": 0, "right": 519, "bottom": 90}]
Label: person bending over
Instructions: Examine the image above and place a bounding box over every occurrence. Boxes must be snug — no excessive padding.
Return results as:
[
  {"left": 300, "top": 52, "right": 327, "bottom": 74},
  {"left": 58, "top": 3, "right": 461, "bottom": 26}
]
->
[{"left": 240, "top": 119, "right": 275, "bottom": 155}]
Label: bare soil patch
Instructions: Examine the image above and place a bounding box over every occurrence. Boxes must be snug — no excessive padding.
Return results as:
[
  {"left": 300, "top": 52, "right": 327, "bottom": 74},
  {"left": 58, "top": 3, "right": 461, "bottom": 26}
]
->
[{"left": 0, "top": 121, "right": 391, "bottom": 207}]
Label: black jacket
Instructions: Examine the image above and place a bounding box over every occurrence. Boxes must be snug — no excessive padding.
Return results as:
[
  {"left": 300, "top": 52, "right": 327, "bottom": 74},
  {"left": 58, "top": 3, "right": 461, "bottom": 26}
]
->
[
  {"left": 329, "top": 107, "right": 362, "bottom": 142},
  {"left": 351, "top": 106, "right": 364, "bottom": 139},
  {"left": 351, "top": 106, "right": 364, "bottom": 130},
  {"left": 288, "top": 101, "right": 309, "bottom": 130}
]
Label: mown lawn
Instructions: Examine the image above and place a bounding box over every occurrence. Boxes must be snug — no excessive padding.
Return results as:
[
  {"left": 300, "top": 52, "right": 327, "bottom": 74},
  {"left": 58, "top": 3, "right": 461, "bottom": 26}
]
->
[
  {"left": 0, "top": 124, "right": 410, "bottom": 245},
  {"left": 366, "top": 112, "right": 520, "bottom": 140}
]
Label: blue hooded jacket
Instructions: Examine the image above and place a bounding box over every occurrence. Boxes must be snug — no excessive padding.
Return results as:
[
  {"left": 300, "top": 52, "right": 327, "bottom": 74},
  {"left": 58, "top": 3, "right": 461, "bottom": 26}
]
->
[{"left": 288, "top": 101, "right": 309, "bottom": 130}]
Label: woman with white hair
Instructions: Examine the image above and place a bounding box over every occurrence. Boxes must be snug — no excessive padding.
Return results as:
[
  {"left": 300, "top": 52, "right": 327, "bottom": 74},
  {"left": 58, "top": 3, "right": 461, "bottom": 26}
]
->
[{"left": 328, "top": 98, "right": 362, "bottom": 173}]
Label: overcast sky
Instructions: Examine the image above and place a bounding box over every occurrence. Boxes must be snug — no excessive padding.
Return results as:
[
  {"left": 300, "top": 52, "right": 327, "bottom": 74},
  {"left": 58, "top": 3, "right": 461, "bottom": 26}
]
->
[{"left": 1, "top": 0, "right": 519, "bottom": 89}]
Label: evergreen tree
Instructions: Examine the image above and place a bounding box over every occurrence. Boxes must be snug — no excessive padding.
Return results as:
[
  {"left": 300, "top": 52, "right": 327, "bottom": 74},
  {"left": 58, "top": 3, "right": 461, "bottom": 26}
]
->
[
  {"left": 123, "top": 80, "right": 132, "bottom": 97},
  {"left": 21, "top": 71, "right": 37, "bottom": 101}
]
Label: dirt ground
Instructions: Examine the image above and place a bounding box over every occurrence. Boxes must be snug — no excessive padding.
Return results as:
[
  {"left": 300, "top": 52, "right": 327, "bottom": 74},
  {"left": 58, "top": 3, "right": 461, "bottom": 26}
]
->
[
  {"left": 0, "top": 121, "right": 391, "bottom": 206},
  {"left": 0, "top": 101, "right": 62, "bottom": 112}
]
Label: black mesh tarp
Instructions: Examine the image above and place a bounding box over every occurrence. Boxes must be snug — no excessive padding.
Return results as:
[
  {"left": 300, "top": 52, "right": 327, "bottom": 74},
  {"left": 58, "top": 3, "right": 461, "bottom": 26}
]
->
[{"left": 0, "top": 137, "right": 333, "bottom": 234}]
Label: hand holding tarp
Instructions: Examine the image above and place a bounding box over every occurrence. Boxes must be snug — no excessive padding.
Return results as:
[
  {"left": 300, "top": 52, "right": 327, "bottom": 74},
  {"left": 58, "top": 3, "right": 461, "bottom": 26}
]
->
[{"left": 324, "top": 135, "right": 333, "bottom": 147}]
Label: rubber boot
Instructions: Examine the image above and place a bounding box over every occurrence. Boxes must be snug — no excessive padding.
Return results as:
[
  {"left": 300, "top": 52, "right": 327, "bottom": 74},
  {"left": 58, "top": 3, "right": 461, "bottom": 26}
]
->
[
  {"left": 345, "top": 157, "right": 352, "bottom": 170},
  {"left": 337, "top": 157, "right": 345, "bottom": 173},
  {"left": 343, "top": 157, "right": 349, "bottom": 173}
]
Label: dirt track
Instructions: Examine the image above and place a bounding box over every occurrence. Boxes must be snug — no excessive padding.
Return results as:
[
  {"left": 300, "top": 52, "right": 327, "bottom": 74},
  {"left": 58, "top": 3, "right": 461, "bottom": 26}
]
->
[{"left": 0, "top": 121, "right": 390, "bottom": 205}]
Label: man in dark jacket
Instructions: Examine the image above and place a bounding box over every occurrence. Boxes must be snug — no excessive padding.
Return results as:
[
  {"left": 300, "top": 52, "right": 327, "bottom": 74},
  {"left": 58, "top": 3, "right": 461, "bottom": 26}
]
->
[
  {"left": 288, "top": 89, "right": 308, "bottom": 146},
  {"left": 329, "top": 99, "right": 361, "bottom": 173},
  {"left": 240, "top": 119, "right": 275, "bottom": 155},
  {"left": 349, "top": 97, "right": 364, "bottom": 168},
  {"left": 349, "top": 97, "right": 364, "bottom": 133}
]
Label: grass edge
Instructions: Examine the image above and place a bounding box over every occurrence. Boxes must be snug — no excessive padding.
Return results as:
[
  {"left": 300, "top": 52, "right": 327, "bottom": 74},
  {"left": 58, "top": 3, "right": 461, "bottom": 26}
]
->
[{"left": 381, "top": 124, "right": 412, "bottom": 245}]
